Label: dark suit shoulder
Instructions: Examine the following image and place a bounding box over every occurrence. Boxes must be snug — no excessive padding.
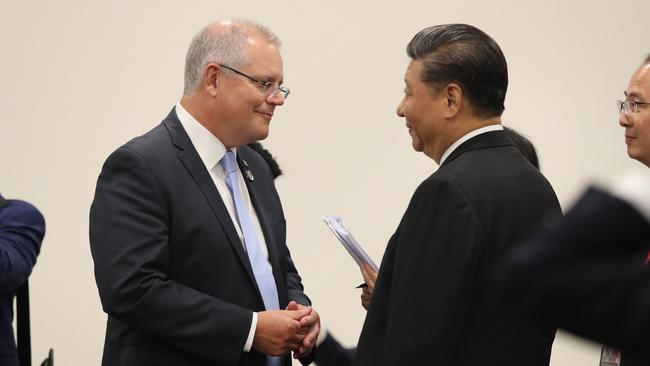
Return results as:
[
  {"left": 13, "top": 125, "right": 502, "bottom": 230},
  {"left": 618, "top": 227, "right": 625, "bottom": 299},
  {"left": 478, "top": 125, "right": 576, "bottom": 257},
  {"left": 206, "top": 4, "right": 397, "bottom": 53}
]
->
[
  {"left": 415, "top": 173, "right": 476, "bottom": 212},
  {"left": 439, "top": 143, "right": 557, "bottom": 205},
  {"left": 118, "top": 123, "right": 172, "bottom": 159}
]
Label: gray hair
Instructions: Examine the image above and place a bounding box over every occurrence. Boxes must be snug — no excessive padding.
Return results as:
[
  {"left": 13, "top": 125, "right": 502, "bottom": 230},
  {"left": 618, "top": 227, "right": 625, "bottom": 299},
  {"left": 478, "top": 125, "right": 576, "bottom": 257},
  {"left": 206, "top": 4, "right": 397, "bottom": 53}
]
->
[{"left": 183, "top": 19, "right": 281, "bottom": 95}]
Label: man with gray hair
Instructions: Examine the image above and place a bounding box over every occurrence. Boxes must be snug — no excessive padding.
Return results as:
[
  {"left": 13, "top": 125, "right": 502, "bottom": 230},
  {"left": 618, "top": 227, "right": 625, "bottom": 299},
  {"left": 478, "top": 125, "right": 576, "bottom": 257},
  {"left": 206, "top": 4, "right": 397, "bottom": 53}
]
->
[
  {"left": 354, "top": 23, "right": 561, "bottom": 366},
  {"left": 90, "top": 19, "right": 319, "bottom": 366}
]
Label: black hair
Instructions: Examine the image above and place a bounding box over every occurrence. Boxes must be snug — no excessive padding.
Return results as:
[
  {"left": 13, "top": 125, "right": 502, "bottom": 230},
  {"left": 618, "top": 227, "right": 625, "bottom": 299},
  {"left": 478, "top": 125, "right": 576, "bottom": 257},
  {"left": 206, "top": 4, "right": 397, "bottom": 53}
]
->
[
  {"left": 503, "top": 126, "right": 539, "bottom": 169},
  {"left": 247, "top": 142, "right": 283, "bottom": 179},
  {"left": 407, "top": 24, "right": 508, "bottom": 118}
]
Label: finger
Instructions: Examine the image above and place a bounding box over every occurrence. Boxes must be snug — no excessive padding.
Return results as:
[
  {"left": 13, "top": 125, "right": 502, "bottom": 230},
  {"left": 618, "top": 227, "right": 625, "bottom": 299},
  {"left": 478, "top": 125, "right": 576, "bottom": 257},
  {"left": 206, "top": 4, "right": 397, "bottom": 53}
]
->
[
  {"left": 361, "top": 272, "right": 375, "bottom": 290},
  {"left": 295, "top": 344, "right": 313, "bottom": 358},
  {"left": 294, "top": 347, "right": 306, "bottom": 358},
  {"left": 299, "top": 311, "right": 318, "bottom": 327},
  {"left": 361, "top": 264, "right": 371, "bottom": 281},
  {"left": 303, "top": 324, "right": 319, "bottom": 347},
  {"left": 288, "top": 307, "right": 311, "bottom": 320},
  {"left": 296, "top": 306, "right": 312, "bottom": 320},
  {"left": 289, "top": 337, "right": 303, "bottom": 349},
  {"left": 361, "top": 292, "right": 371, "bottom": 302},
  {"left": 297, "top": 327, "right": 308, "bottom": 336},
  {"left": 363, "top": 266, "right": 377, "bottom": 288},
  {"left": 290, "top": 331, "right": 306, "bottom": 346},
  {"left": 285, "top": 300, "right": 299, "bottom": 311},
  {"left": 369, "top": 271, "right": 377, "bottom": 288}
]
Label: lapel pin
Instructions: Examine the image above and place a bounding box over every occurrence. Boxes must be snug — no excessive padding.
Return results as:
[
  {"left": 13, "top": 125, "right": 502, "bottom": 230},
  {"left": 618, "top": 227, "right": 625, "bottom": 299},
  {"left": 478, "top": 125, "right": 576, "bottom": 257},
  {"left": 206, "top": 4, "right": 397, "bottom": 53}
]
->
[{"left": 245, "top": 170, "right": 255, "bottom": 182}]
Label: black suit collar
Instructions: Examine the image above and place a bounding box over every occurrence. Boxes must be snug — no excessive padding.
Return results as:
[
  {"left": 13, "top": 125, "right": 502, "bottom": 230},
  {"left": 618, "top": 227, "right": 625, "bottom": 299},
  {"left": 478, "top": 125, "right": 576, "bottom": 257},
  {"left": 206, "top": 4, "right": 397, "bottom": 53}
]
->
[
  {"left": 442, "top": 130, "right": 514, "bottom": 166},
  {"left": 162, "top": 107, "right": 190, "bottom": 151}
]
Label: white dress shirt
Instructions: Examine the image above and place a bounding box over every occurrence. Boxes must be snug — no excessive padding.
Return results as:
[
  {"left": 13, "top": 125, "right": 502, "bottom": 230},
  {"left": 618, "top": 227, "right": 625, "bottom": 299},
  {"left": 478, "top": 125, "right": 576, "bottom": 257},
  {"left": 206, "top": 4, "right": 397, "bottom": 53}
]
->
[
  {"left": 176, "top": 103, "right": 267, "bottom": 352},
  {"left": 439, "top": 124, "right": 504, "bottom": 165}
]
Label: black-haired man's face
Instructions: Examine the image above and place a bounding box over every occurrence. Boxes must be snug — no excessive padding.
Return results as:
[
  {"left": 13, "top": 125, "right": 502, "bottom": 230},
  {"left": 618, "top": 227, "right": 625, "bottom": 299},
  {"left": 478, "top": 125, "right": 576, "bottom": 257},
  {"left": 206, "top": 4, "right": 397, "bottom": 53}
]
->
[{"left": 396, "top": 60, "right": 450, "bottom": 163}]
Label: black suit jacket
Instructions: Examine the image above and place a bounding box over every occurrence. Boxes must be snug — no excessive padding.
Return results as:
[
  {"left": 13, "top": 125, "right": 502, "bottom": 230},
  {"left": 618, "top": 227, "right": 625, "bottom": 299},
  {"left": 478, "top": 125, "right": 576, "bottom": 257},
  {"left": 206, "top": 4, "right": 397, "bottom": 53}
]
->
[
  {"left": 90, "top": 109, "right": 311, "bottom": 366},
  {"left": 354, "top": 131, "right": 561, "bottom": 366},
  {"left": 502, "top": 187, "right": 650, "bottom": 366},
  {"left": 314, "top": 332, "right": 354, "bottom": 366}
]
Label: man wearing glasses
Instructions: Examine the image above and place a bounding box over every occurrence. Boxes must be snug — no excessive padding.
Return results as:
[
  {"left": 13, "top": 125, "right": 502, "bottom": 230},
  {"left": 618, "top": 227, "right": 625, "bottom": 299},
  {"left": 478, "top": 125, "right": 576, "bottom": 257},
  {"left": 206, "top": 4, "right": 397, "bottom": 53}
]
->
[
  {"left": 620, "top": 55, "right": 650, "bottom": 165},
  {"left": 90, "top": 20, "right": 319, "bottom": 366},
  {"left": 501, "top": 54, "right": 650, "bottom": 366}
]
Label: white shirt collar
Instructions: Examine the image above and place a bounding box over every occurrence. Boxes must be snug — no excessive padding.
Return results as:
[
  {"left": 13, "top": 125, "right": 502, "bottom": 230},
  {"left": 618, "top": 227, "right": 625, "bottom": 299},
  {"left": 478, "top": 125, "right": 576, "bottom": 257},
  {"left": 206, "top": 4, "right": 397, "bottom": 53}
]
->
[
  {"left": 439, "top": 124, "right": 504, "bottom": 165},
  {"left": 175, "top": 103, "right": 233, "bottom": 172}
]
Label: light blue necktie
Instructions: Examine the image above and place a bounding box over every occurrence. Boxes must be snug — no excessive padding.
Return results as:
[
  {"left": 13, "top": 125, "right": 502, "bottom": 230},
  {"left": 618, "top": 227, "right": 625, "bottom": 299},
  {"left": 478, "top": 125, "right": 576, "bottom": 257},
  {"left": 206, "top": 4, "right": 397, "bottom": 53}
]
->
[{"left": 221, "top": 150, "right": 282, "bottom": 366}]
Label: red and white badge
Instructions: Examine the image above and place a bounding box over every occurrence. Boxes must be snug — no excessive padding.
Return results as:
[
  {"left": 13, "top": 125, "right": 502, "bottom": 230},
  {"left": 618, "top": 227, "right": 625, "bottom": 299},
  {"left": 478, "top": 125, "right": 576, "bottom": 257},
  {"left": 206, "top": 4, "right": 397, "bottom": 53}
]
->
[{"left": 600, "top": 346, "right": 621, "bottom": 366}]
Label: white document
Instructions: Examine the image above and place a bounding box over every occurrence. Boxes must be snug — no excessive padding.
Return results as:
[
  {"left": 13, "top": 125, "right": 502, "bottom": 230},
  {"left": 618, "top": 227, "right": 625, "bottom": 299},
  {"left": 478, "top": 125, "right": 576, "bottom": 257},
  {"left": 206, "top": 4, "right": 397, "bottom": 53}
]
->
[{"left": 322, "top": 215, "right": 378, "bottom": 272}]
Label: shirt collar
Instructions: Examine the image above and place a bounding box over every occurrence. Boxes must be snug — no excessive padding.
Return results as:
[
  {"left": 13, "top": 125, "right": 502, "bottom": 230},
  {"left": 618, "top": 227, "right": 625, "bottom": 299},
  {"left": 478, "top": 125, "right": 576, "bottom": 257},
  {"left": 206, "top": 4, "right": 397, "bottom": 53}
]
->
[
  {"left": 439, "top": 124, "right": 504, "bottom": 165},
  {"left": 175, "top": 103, "right": 234, "bottom": 172}
]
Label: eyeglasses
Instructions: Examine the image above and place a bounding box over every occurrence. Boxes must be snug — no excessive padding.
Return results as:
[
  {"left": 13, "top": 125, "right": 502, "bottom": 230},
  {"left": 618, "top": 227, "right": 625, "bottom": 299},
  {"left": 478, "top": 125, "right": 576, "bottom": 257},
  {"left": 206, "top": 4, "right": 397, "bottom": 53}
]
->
[
  {"left": 218, "top": 64, "right": 290, "bottom": 100},
  {"left": 617, "top": 99, "right": 650, "bottom": 114}
]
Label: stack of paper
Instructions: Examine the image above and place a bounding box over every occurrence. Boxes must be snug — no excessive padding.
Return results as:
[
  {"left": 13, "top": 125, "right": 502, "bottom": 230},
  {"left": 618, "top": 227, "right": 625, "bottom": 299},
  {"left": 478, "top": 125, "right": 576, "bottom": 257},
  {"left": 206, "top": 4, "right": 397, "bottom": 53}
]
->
[{"left": 322, "top": 215, "right": 378, "bottom": 272}]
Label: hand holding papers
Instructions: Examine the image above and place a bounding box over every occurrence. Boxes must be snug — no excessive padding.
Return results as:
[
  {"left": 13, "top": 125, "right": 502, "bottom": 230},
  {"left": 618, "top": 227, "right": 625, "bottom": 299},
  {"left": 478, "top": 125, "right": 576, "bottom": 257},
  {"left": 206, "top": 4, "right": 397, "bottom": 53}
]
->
[{"left": 322, "top": 216, "right": 378, "bottom": 272}]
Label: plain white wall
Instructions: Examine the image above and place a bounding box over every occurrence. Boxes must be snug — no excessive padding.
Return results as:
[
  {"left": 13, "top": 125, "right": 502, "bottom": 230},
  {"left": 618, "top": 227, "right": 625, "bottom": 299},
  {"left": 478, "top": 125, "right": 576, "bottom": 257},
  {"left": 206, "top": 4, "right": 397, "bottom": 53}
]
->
[{"left": 2, "top": 0, "right": 649, "bottom": 364}]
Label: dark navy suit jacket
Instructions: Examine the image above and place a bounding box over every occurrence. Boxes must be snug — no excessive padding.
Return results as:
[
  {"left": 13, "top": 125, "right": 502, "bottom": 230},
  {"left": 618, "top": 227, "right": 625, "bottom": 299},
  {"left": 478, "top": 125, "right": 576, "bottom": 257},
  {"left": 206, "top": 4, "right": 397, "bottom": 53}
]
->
[
  {"left": 90, "top": 109, "right": 312, "bottom": 366},
  {"left": 0, "top": 195, "right": 44, "bottom": 366},
  {"left": 314, "top": 332, "right": 354, "bottom": 366}
]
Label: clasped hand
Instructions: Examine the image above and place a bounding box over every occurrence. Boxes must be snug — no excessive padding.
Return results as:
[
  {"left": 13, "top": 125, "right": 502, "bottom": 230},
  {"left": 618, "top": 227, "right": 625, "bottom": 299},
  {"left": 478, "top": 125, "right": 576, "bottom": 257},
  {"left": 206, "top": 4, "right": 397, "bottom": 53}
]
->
[{"left": 253, "top": 301, "right": 320, "bottom": 359}]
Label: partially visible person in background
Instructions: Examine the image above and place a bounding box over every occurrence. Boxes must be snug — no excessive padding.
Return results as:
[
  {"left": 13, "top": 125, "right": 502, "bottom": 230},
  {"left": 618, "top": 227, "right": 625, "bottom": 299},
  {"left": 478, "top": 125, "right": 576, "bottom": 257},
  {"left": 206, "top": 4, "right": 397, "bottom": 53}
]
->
[
  {"left": 0, "top": 194, "right": 45, "bottom": 366},
  {"left": 504, "top": 126, "right": 539, "bottom": 169},
  {"left": 501, "top": 54, "right": 650, "bottom": 366},
  {"left": 248, "top": 142, "right": 283, "bottom": 179}
]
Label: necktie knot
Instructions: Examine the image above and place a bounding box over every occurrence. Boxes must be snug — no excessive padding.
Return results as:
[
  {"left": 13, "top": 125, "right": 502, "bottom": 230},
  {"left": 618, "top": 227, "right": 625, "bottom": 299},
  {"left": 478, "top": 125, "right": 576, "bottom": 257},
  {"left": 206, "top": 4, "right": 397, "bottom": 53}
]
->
[{"left": 221, "top": 150, "right": 238, "bottom": 176}]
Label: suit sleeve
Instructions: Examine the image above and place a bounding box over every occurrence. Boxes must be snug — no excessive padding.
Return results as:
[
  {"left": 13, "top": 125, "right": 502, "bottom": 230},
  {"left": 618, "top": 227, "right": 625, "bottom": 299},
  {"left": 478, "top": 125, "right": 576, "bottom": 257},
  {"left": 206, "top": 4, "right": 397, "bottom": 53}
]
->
[
  {"left": 281, "top": 222, "right": 313, "bottom": 366},
  {"left": 0, "top": 201, "right": 45, "bottom": 293},
  {"left": 285, "top": 254, "right": 310, "bottom": 306},
  {"left": 90, "top": 147, "right": 252, "bottom": 365},
  {"left": 381, "top": 179, "right": 483, "bottom": 365},
  {"left": 501, "top": 187, "right": 650, "bottom": 351},
  {"left": 314, "top": 332, "right": 354, "bottom": 366}
]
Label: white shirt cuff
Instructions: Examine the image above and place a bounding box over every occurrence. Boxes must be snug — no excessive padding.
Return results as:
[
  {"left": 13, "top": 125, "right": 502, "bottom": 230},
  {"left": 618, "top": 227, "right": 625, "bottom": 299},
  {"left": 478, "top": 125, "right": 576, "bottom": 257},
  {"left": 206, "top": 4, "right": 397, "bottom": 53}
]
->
[{"left": 243, "top": 312, "right": 258, "bottom": 352}]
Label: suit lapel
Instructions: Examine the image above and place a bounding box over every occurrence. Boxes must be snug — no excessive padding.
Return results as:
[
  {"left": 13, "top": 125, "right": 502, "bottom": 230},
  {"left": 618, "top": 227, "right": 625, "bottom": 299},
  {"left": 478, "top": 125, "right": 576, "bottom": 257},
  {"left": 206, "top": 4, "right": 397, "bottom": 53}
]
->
[
  {"left": 162, "top": 109, "right": 259, "bottom": 293},
  {"left": 237, "top": 151, "right": 288, "bottom": 306}
]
